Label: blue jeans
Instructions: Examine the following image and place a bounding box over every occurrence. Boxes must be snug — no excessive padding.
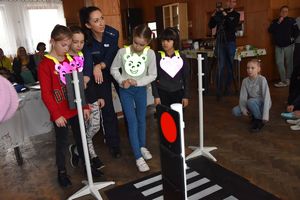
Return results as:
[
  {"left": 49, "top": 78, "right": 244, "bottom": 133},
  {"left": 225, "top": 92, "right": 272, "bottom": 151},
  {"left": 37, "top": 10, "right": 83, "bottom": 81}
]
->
[
  {"left": 119, "top": 86, "right": 147, "bottom": 159},
  {"left": 216, "top": 41, "right": 236, "bottom": 94},
  {"left": 232, "top": 98, "right": 264, "bottom": 120}
]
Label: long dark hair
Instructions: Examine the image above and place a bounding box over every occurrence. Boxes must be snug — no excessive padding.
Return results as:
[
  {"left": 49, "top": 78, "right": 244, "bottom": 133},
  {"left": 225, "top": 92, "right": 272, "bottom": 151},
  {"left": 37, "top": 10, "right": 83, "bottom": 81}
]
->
[
  {"left": 79, "top": 6, "right": 102, "bottom": 47},
  {"left": 159, "top": 27, "right": 180, "bottom": 50}
]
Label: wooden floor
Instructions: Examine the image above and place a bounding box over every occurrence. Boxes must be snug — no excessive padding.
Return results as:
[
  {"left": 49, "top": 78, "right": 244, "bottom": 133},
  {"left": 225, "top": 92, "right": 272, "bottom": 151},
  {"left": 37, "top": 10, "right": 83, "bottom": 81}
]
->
[{"left": 1, "top": 79, "right": 300, "bottom": 200}]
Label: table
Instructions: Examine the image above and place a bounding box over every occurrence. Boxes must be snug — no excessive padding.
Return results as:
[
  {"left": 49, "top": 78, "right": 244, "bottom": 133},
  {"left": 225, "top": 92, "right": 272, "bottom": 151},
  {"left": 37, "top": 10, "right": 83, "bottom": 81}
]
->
[
  {"left": 182, "top": 48, "right": 267, "bottom": 87},
  {"left": 0, "top": 85, "right": 153, "bottom": 164},
  {"left": 235, "top": 48, "right": 267, "bottom": 86},
  {"left": 0, "top": 90, "right": 53, "bottom": 164}
]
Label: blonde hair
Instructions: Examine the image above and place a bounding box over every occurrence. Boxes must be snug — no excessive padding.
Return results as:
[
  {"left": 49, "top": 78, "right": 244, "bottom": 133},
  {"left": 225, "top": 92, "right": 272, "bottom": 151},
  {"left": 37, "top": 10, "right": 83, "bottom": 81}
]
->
[{"left": 247, "top": 58, "right": 262, "bottom": 73}]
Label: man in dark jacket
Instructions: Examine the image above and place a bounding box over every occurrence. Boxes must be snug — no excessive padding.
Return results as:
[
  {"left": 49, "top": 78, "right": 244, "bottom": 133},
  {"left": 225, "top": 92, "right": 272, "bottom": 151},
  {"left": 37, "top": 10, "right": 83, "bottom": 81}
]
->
[
  {"left": 268, "top": 5, "right": 299, "bottom": 88},
  {"left": 209, "top": 0, "right": 240, "bottom": 99}
]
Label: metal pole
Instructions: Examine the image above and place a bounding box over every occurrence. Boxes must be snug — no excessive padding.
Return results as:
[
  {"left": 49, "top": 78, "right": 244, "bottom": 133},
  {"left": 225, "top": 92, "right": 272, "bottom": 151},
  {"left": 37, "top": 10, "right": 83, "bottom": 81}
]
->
[{"left": 198, "top": 54, "right": 204, "bottom": 150}]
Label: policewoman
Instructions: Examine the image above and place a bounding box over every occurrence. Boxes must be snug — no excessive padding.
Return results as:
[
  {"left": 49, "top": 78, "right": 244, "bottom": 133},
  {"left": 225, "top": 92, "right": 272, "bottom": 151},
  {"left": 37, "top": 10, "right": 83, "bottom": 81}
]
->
[{"left": 79, "top": 6, "right": 121, "bottom": 158}]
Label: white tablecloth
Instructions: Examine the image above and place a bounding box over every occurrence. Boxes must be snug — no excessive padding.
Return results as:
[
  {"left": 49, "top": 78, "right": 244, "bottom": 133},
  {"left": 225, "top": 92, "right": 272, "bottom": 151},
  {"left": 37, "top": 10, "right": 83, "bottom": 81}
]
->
[
  {"left": 0, "top": 85, "right": 154, "bottom": 149},
  {"left": 181, "top": 48, "right": 267, "bottom": 60},
  {"left": 0, "top": 90, "right": 52, "bottom": 149}
]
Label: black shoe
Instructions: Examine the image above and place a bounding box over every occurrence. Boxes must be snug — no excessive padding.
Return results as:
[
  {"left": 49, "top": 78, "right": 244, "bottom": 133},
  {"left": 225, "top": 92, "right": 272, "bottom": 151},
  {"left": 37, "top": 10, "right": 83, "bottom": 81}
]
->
[
  {"left": 84, "top": 165, "right": 104, "bottom": 178},
  {"left": 223, "top": 88, "right": 231, "bottom": 96},
  {"left": 110, "top": 147, "right": 121, "bottom": 158},
  {"left": 250, "top": 119, "right": 264, "bottom": 133},
  {"left": 57, "top": 171, "right": 72, "bottom": 187},
  {"left": 91, "top": 156, "right": 105, "bottom": 170},
  {"left": 69, "top": 144, "right": 79, "bottom": 168}
]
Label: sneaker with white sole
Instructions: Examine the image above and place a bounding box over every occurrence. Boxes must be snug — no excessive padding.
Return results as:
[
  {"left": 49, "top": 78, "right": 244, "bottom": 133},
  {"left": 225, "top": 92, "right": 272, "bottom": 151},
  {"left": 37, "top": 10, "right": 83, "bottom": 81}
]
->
[
  {"left": 286, "top": 119, "right": 300, "bottom": 125},
  {"left": 136, "top": 157, "right": 150, "bottom": 172},
  {"left": 69, "top": 144, "right": 79, "bottom": 168},
  {"left": 274, "top": 81, "right": 288, "bottom": 87},
  {"left": 290, "top": 124, "right": 300, "bottom": 131},
  {"left": 281, "top": 112, "right": 295, "bottom": 119},
  {"left": 141, "top": 147, "right": 152, "bottom": 160}
]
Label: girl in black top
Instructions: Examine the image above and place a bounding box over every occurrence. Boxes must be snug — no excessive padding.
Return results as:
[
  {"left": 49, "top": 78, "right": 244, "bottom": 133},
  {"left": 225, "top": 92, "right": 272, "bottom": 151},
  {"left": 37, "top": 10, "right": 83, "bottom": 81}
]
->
[{"left": 151, "top": 27, "right": 190, "bottom": 107}]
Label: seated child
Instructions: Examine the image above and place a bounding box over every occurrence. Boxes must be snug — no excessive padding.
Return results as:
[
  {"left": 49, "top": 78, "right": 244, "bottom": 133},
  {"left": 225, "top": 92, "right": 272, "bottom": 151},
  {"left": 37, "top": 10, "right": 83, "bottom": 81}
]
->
[
  {"left": 282, "top": 60, "right": 300, "bottom": 127},
  {"left": 232, "top": 59, "right": 271, "bottom": 132}
]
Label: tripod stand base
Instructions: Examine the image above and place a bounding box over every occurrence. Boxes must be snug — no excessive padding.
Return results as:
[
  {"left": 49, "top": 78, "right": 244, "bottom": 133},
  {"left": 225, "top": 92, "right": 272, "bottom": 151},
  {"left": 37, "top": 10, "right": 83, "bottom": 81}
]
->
[
  {"left": 67, "top": 181, "right": 115, "bottom": 200},
  {"left": 186, "top": 146, "right": 217, "bottom": 162}
]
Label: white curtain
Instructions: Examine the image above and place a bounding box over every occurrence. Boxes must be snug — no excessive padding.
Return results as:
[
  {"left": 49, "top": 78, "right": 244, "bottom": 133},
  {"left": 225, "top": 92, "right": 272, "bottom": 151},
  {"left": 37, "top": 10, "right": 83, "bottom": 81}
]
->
[{"left": 0, "top": 0, "right": 65, "bottom": 56}]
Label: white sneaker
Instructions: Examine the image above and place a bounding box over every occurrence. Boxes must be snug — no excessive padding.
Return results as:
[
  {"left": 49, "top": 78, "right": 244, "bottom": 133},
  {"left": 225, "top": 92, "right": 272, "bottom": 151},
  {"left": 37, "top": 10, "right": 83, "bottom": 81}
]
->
[
  {"left": 274, "top": 81, "right": 288, "bottom": 87},
  {"left": 286, "top": 119, "right": 300, "bottom": 125},
  {"left": 286, "top": 79, "right": 290, "bottom": 86},
  {"left": 290, "top": 124, "right": 300, "bottom": 131},
  {"left": 141, "top": 147, "right": 152, "bottom": 160},
  {"left": 136, "top": 157, "right": 150, "bottom": 172}
]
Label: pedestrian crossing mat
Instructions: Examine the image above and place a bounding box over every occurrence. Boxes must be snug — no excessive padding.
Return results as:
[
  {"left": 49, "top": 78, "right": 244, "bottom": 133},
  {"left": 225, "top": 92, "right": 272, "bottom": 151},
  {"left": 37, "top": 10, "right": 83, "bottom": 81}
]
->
[{"left": 105, "top": 157, "right": 280, "bottom": 200}]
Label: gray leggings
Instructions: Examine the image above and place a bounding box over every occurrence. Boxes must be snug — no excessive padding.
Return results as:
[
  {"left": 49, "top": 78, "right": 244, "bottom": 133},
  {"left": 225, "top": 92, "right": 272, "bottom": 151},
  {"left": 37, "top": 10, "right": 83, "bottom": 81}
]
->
[
  {"left": 275, "top": 44, "right": 294, "bottom": 82},
  {"left": 85, "top": 101, "right": 104, "bottom": 158}
]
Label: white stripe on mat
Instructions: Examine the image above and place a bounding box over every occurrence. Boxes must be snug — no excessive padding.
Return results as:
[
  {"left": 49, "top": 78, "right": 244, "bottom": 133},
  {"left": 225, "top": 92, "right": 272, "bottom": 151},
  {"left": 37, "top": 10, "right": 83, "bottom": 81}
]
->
[
  {"left": 223, "top": 195, "right": 238, "bottom": 200},
  {"left": 187, "top": 178, "right": 210, "bottom": 191},
  {"left": 142, "top": 185, "right": 163, "bottom": 196},
  {"left": 188, "top": 184, "right": 222, "bottom": 200},
  {"left": 151, "top": 178, "right": 210, "bottom": 200},
  {"left": 134, "top": 171, "right": 200, "bottom": 189},
  {"left": 144, "top": 177, "right": 210, "bottom": 197},
  {"left": 152, "top": 196, "right": 163, "bottom": 200},
  {"left": 134, "top": 175, "right": 162, "bottom": 188}
]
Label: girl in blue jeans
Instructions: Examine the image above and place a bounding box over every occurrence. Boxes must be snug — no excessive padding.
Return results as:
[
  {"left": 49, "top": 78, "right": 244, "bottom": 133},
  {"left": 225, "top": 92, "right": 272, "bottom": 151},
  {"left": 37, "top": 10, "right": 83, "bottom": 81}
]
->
[
  {"left": 110, "top": 24, "right": 157, "bottom": 172},
  {"left": 232, "top": 59, "right": 271, "bottom": 132}
]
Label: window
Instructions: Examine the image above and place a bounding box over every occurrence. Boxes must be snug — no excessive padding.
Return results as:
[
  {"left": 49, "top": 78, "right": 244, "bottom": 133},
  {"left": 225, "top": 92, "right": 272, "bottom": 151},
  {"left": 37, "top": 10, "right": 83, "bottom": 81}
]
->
[
  {"left": 0, "top": 0, "right": 65, "bottom": 56},
  {"left": 28, "top": 9, "right": 66, "bottom": 52},
  {"left": 148, "top": 22, "right": 157, "bottom": 39},
  {"left": 0, "top": 5, "right": 17, "bottom": 55}
]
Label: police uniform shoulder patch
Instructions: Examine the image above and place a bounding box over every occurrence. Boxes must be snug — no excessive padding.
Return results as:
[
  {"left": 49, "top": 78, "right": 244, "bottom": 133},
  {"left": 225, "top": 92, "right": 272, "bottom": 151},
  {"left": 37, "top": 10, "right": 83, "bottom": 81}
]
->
[{"left": 104, "top": 25, "right": 119, "bottom": 39}]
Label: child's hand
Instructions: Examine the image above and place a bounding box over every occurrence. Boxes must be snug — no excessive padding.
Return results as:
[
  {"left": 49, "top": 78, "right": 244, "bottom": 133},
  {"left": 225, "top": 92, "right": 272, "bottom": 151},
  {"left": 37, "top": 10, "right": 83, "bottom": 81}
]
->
[
  {"left": 242, "top": 110, "right": 249, "bottom": 116},
  {"left": 287, "top": 105, "right": 294, "bottom": 112},
  {"left": 294, "top": 110, "right": 300, "bottom": 118},
  {"left": 182, "top": 98, "right": 189, "bottom": 108},
  {"left": 83, "top": 76, "right": 90, "bottom": 89},
  {"left": 122, "top": 80, "right": 131, "bottom": 88},
  {"left": 128, "top": 79, "right": 137, "bottom": 86},
  {"left": 93, "top": 64, "right": 103, "bottom": 84},
  {"left": 98, "top": 99, "right": 105, "bottom": 108},
  {"left": 55, "top": 116, "right": 67, "bottom": 127},
  {"left": 83, "top": 109, "right": 90, "bottom": 121},
  {"left": 154, "top": 98, "right": 161, "bottom": 105}
]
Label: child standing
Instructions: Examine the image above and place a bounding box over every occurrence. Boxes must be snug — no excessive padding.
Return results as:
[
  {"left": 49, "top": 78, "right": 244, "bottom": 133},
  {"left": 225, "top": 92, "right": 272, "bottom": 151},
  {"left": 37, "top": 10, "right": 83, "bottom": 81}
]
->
[
  {"left": 232, "top": 59, "right": 271, "bottom": 132},
  {"left": 110, "top": 24, "right": 157, "bottom": 172},
  {"left": 38, "top": 25, "right": 89, "bottom": 187},
  {"left": 151, "top": 27, "right": 189, "bottom": 107},
  {"left": 67, "top": 26, "right": 105, "bottom": 175}
]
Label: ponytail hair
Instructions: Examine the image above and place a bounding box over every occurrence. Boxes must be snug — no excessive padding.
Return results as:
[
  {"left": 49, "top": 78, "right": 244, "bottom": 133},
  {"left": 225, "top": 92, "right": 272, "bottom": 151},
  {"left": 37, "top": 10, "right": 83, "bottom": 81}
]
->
[
  {"left": 132, "top": 24, "right": 152, "bottom": 43},
  {"left": 79, "top": 6, "right": 102, "bottom": 47},
  {"left": 50, "top": 24, "right": 72, "bottom": 41}
]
